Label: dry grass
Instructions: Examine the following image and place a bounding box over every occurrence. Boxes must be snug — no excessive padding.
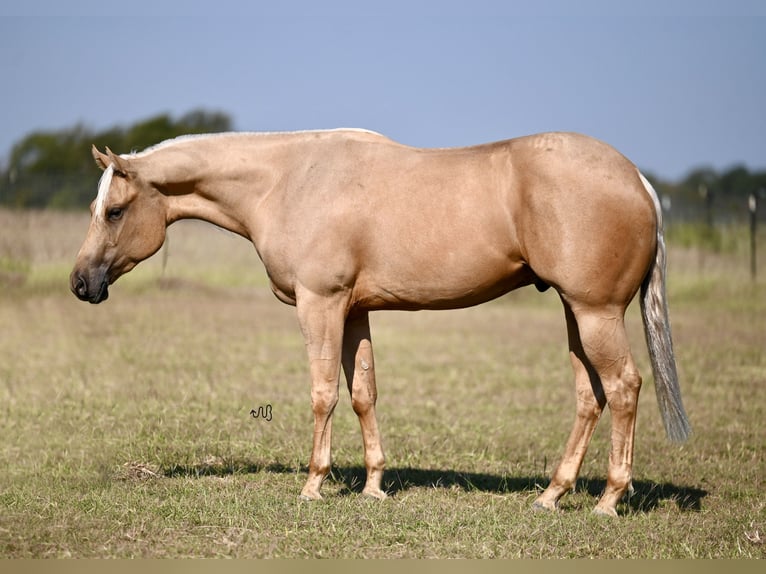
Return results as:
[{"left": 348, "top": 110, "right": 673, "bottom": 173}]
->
[{"left": 0, "top": 208, "right": 764, "bottom": 558}]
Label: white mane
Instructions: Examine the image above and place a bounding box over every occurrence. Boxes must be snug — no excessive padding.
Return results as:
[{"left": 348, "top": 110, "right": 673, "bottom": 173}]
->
[
  {"left": 92, "top": 164, "right": 114, "bottom": 223},
  {"left": 124, "top": 128, "right": 385, "bottom": 159}
]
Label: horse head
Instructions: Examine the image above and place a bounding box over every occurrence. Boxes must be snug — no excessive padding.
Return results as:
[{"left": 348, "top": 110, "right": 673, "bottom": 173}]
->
[{"left": 70, "top": 146, "right": 168, "bottom": 303}]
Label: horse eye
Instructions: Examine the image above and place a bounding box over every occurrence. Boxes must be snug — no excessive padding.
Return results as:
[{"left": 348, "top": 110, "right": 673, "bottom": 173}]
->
[{"left": 107, "top": 207, "right": 124, "bottom": 221}]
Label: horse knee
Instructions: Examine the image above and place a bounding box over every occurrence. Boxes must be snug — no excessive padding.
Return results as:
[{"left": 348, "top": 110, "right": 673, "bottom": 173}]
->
[{"left": 311, "top": 384, "right": 339, "bottom": 415}]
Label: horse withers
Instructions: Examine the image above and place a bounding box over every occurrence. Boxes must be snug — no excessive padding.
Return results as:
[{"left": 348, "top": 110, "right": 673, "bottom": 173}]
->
[{"left": 70, "top": 129, "right": 690, "bottom": 516}]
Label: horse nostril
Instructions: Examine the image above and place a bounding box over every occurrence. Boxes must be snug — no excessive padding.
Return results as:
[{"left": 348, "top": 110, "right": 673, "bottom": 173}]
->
[{"left": 72, "top": 274, "right": 88, "bottom": 299}]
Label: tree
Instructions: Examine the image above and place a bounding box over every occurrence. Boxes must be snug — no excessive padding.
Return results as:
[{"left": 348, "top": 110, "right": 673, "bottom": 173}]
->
[{"left": 0, "top": 110, "right": 233, "bottom": 209}]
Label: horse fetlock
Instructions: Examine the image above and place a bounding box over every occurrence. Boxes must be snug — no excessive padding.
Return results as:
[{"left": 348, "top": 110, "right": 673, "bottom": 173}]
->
[
  {"left": 300, "top": 480, "right": 325, "bottom": 501},
  {"left": 596, "top": 481, "right": 631, "bottom": 516},
  {"left": 606, "top": 466, "right": 633, "bottom": 494},
  {"left": 363, "top": 463, "right": 385, "bottom": 487}
]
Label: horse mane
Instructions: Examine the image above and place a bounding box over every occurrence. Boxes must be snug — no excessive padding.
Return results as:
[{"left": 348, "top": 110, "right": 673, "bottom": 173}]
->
[{"left": 125, "top": 128, "right": 385, "bottom": 159}]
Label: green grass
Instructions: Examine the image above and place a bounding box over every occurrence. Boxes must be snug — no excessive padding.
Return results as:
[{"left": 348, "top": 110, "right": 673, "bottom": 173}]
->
[{"left": 0, "top": 210, "right": 764, "bottom": 557}]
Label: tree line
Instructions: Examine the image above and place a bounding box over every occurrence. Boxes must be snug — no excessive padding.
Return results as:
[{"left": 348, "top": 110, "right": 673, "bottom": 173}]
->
[
  {"left": 1, "top": 110, "right": 765, "bottom": 215},
  {"left": 0, "top": 110, "right": 231, "bottom": 209}
]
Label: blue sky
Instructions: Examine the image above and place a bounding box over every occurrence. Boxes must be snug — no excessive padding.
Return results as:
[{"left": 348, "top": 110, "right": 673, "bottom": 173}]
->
[{"left": 1, "top": 0, "right": 764, "bottom": 180}]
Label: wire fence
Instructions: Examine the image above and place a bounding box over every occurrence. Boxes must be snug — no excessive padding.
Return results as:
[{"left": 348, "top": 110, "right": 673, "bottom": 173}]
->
[{"left": 657, "top": 187, "right": 764, "bottom": 281}]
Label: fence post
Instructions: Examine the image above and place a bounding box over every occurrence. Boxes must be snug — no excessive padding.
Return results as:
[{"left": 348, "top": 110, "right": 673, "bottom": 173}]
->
[
  {"left": 749, "top": 193, "right": 758, "bottom": 281},
  {"left": 698, "top": 184, "right": 713, "bottom": 272}
]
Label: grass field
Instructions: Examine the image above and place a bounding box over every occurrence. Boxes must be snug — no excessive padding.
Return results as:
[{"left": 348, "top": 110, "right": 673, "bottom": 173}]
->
[{"left": 0, "top": 208, "right": 764, "bottom": 558}]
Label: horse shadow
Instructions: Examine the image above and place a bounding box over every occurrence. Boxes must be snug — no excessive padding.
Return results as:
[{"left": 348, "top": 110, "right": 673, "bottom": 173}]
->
[
  {"left": 162, "top": 460, "right": 706, "bottom": 514},
  {"left": 328, "top": 466, "right": 707, "bottom": 514}
]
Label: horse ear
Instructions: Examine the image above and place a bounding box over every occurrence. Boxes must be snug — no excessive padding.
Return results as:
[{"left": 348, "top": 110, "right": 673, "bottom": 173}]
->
[
  {"left": 105, "top": 148, "right": 133, "bottom": 177},
  {"left": 91, "top": 145, "right": 133, "bottom": 176},
  {"left": 92, "top": 145, "right": 111, "bottom": 171}
]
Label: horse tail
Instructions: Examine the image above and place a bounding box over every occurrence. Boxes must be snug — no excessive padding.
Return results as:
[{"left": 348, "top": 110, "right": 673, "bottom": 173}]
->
[{"left": 638, "top": 171, "right": 691, "bottom": 442}]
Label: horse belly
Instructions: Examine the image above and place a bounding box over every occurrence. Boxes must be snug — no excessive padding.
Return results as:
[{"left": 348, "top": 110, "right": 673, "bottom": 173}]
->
[
  {"left": 355, "top": 236, "right": 533, "bottom": 311},
  {"left": 349, "top": 177, "right": 530, "bottom": 310}
]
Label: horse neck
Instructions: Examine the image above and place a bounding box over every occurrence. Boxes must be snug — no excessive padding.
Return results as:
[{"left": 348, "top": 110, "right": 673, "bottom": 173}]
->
[{"left": 143, "top": 134, "right": 286, "bottom": 239}]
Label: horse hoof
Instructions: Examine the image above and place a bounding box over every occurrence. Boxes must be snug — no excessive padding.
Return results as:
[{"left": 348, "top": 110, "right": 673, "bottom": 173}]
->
[
  {"left": 592, "top": 505, "right": 619, "bottom": 518},
  {"left": 362, "top": 487, "right": 388, "bottom": 501},
  {"left": 299, "top": 492, "right": 322, "bottom": 502},
  {"left": 531, "top": 499, "right": 558, "bottom": 513}
]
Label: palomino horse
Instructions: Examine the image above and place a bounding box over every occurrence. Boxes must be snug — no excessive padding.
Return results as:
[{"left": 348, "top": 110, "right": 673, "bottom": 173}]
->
[{"left": 70, "top": 129, "right": 690, "bottom": 516}]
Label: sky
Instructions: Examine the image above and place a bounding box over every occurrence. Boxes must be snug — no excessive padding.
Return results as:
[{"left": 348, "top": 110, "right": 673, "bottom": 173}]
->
[{"left": 1, "top": 0, "right": 764, "bottom": 181}]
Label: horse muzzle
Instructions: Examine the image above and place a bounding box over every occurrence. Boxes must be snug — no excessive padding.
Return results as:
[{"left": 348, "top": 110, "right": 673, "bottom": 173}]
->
[{"left": 70, "top": 270, "right": 110, "bottom": 304}]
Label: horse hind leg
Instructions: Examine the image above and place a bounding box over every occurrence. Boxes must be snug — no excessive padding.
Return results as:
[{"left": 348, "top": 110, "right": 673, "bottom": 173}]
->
[
  {"left": 533, "top": 301, "right": 606, "bottom": 512},
  {"left": 341, "top": 312, "right": 387, "bottom": 499},
  {"left": 568, "top": 306, "right": 642, "bottom": 516}
]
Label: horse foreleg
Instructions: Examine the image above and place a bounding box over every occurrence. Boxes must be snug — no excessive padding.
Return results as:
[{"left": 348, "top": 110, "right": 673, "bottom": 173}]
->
[
  {"left": 534, "top": 302, "right": 606, "bottom": 511},
  {"left": 296, "top": 288, "right": 347, "bottom": 501},
  {"left": 341, "top": 312, "right": 387, "bottom": 499}
]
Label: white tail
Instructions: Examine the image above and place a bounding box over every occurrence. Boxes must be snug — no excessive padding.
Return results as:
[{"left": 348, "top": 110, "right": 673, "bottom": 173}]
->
[{"left": 638, "top": 172, "right": 691, "bottom": 442}]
